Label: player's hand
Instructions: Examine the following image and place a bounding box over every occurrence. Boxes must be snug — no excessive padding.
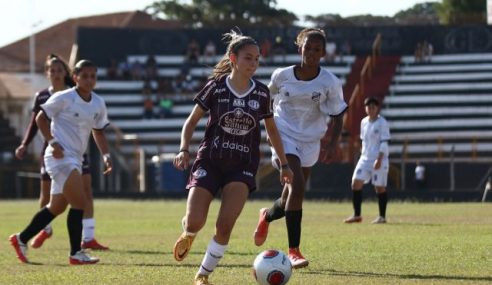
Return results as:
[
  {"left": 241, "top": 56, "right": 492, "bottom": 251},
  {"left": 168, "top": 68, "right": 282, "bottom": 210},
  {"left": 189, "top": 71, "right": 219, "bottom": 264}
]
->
[
  {"left": 103, "top": 156, "right": 113, "bottom": 175},
  {"left": 52, "top": 143, "right": 64, "bottom": 159},
  {"left": 280, "top": 166, "right": 293, "bottom": 185},
  {"left": 174, "top": 150, "right": 190, "bottom": 170},
  {"left": 374, "top": 159, "right": 382, "bottom": 170},
  {"left": 15, "top": 144, "right": 26, "bottom": 160}
]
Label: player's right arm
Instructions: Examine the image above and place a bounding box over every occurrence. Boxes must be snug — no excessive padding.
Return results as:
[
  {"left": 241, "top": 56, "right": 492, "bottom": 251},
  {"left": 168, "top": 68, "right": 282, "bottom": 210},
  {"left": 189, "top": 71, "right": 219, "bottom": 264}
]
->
[
  {"left": 35, "top": 111, "right": 63, "bottom": 159},
  {"left": 174, "top": 104, "right": 206, "bottom": 170}
]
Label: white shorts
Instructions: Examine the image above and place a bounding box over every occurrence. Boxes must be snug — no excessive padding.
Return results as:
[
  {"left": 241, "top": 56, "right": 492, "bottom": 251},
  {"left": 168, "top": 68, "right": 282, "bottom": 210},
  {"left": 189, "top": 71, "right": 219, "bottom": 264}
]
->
[
  {"left": 271, "top": 134, "right": 320, "bottom": 168},
  {"left": 44, "top": 156, "right": 81, "bottom": 195},
  {"left": 352, "top": 158, "right": 389, "bottom": 187}
]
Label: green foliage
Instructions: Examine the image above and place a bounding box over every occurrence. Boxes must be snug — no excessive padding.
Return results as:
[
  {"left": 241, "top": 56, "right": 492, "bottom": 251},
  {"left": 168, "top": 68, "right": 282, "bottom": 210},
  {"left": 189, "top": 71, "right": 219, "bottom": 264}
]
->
[
  {"left": 436, "top": 0, "right": 487, "bottom": 24},
  {"left": 1, "top": 200, "right": 492, "bottom": 284},
  {"left": 146, "top": 0, "right": 297, "bottom": 28}
]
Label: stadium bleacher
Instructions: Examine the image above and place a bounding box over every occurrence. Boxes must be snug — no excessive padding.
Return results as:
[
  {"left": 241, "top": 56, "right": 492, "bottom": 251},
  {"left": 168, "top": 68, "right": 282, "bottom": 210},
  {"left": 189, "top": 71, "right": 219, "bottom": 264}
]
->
[
  {"left": 382, "top": 53, "right": 492, "bottom": 159},
  {"left": 96, "top": 54, "right": 356, "bottom": 160}
]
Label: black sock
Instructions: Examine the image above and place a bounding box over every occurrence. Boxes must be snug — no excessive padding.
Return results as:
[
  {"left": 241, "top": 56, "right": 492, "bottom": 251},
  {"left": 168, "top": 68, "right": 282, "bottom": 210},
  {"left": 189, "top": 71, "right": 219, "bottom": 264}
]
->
[
  {"left": 19, "top": 207, "right": 55, "bottom": 244},
  {"left": 266, "top": 198, "right": 285, "bottom": 222},
  {"left": 377, "top": 192, "right": 388, "bottom": 217},
  {"left": 285, "top": 210, "right": 302, "bottom": 249},
  {"left": 67, "top": 208, "right": 84, "bottom": 255},
  {"left": 353, "top": 191, "right": 362, "bottom": 216}
]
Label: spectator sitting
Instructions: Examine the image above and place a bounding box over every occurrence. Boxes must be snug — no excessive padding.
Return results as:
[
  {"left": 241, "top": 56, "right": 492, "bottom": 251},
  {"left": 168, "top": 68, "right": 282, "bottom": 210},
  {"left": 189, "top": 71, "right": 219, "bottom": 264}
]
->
[
  {"left": 157, "top": 94, "right": 174, "bottom": 118},
  {"left": 324, "top": 40, "right": 337, "bottom": 63},
  {"left": 142, "top": 79, "right": 154, "bottom": 119},
  {"left": 186, "top": 39, "right": 201, "bottom": 65},
  {"left": 130, "top": 60, "right": 144, "bottom": 81},
  {"left": 107, "top": 58, "right": 118, "bottom": 80},
  {"left": 260, "top": 38, "right": 272, "bottom": 63},
  {"left": 145, "top": 54, "right": 158, "bottom": 80},
  {"left": 272, "top": 36, "right": 286, "bottom": 63},
  {"left": 422, "top": 41, "right": 433, "bottom": 63},
  {"left": 117, "top": 60, "right": 131, "bottom": 80},
  {"left": 203, "top": 40, "right": 217, "bottom": 64},
  {"left": 414, "top": 42, "right": 423, "bottom": 63}
]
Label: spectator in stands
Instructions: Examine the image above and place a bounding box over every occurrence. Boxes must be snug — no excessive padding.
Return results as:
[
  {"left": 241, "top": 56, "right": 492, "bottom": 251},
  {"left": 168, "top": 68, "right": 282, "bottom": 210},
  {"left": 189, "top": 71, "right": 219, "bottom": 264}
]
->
[
  {"left": 106, "top": 58, "right": 118, "bottom": 80},
  {"left": 344, "top": 96, "right": 391, "bottom": 225},
  {"left": 10, "top": 59, "right": 111, "bottom": 265},
  {"left": 171, "top": 30, "right": 292, "bottom": 285},
  {"left": 414, "top": 42, "right": 423, "bottom": 63},
  {"left": 142, "top": 79, "right": 154, "bottom": 119},
  {"left": 272, "top": 35, "right": 287, "bottom": 62},
  {"left": 422, "top": 41, "right": 433, "bottom": 63},
  {"left": 145, "top": 54, "right": 158, "bottom": 80},
  {"left": 130, "top": 59, "right": 144, "bottom": 81},
  {"left": 253, "top": 28, "right": 346, "bottom": 269},
  {"left": 414, "top": 161, "right": 426, "bottom": 190},
  {"left": 157, "top": 94, "right": 174, "bottom": 118},
  {"left": 260, "top": 38, "right": 272, "bottom": 63},
  {"left": 186, "top": 39, "right": 201, "bottom": 65},
  {"left": 203, "top": 40, "right": 217, "bottom": 64},
  {"left": 117, "top": 60, "right": 131, "bottom": 80},
  {"left": 324, "top": 39, "right": 337, "bottom": 62},
  {"left": 339, "top": 40, "right": 352, "bottom": 62},
  {"left": 13, "top": 54, "right": 109, "bottom": 258}
]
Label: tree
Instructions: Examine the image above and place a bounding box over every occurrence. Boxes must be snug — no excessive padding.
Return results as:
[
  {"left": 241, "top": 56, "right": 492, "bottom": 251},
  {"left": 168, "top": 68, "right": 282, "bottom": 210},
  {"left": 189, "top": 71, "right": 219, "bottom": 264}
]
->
[
  {"left": 436, "top": 0, "right": 486, "bottom": 25},
  {"left": 145, "top": 0, "right": 298, "bottom": 28},
  {"left": 394, "top": 2, "right": 440, "bottom": 25}
]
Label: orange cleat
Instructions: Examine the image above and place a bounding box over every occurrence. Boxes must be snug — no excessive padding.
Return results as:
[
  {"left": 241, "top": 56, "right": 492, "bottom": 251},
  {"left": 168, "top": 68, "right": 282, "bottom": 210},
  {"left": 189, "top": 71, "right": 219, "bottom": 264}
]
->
[
  {"left": 31, "top": 229, "right": 52, "bottom": 249},
  {"left": 9, "top": 234, "right": 28, "bottom": 263},
  {"left": 288, "top": 247, "right": 309, "bottom": 269},
  {"left": 253, "top": 208, "right": 270, "bottom": 246},
  {"left": 173, "top": 232, "right": 195, "bottom": 262},
  {"left": 343, "top": 215, "right": 363, "bottom": 223},
  {"left": 81, "top": 239, "right": 109, "bottom": 250}
]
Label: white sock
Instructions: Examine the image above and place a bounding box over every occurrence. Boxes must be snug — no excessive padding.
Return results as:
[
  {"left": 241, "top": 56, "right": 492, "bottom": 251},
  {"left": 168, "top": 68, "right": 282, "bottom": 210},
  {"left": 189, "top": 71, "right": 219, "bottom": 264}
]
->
[
  {"left": 197, "top": 238, "right": 227, "bottom": 276},
  {"left": 82, "top": 218, "right": 95, "bottom": 242},
  {"left": 44, "top": 223, "right": 52, "bottom": 234}
]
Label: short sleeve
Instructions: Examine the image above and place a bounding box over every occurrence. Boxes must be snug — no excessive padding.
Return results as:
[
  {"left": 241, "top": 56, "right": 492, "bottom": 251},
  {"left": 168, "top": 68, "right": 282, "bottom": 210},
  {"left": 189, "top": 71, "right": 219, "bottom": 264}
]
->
[
  {"left": 258, "top": 86, "right": 273, "bottom": 120},
  {"left": 193, "top": 79, "right": 216, "bottom": 111},
  {"left": 40, "top": 92, "right": 67, "bottom": 120},
  {"left": 380, "top": 118, "right": 391, "bottom": 141},
  {"left": 268, "top": 68, "right": 281, "bottom": 99},
  {"left": 320, "top": 77, "right": 347, "bottom": 116},
  {"left": 94, "top": 100, "right": 110, "bottom": 130}
]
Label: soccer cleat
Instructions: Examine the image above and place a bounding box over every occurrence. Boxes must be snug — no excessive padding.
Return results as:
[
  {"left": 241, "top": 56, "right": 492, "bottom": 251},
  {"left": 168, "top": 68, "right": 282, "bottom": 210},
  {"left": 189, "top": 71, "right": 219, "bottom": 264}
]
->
[
  {"left": 193, "top": 274, "right": 211, "bottom": 285},
  {"left": 9, "top": 234, "right": 28, "bottom": 263},
  {"left": 81, "top": 239, "right": 110, "bottom": 250},
  {"left": 371, "top": 216, "right": 387, "bottom": 224},
  {"left": 253, "top": 208, "right": 270, "bottom": 246},
  {"left": 343, "top": 215, "right": 363, "bottom": 223},
  {"left": 173, "top": 232, "right": 195, "bottom": 262},
  {"left": 31, "top": 229, "right": 52, "bottom": 249},
  {"left": 288, "top": 247, "right": 309, "bottom": 269},
  {"left": 69, "top": 250, "right": 100, "bottom": 265}
]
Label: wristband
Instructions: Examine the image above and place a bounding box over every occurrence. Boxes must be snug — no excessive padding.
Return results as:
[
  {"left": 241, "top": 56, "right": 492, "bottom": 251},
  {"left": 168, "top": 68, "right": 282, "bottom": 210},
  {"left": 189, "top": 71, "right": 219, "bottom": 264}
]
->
[
  {"left": 281, "top": 163, "right": 290, "bottom": 170},
  {"left": 179, "top": 149, "right": 189, "bottom": 154},
  {"left": 48, "top": 138, "right": 58, "bottom": 147},
  {"left": 103, "top": 153, "right": 111, "bottom": 161}
]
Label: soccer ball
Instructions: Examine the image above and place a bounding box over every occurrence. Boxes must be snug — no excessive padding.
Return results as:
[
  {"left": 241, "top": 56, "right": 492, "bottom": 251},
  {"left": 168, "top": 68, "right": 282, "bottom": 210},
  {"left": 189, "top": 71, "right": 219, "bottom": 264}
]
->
[{"left": 253, "top": 249, "right": 292, "bottom": 285}]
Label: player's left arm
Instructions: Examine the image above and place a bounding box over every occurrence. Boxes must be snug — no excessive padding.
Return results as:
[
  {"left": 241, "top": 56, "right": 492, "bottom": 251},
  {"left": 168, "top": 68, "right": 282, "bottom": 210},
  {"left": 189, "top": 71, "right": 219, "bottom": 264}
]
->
[
  {"left": 92, "top": 129, "right": 112, "bottom": 175},
  {"left": 375, "top": 119, "right": 390, "bottom": 170},
  {"left": 264, "top": 117, "right": 293, "bottom": 185}
]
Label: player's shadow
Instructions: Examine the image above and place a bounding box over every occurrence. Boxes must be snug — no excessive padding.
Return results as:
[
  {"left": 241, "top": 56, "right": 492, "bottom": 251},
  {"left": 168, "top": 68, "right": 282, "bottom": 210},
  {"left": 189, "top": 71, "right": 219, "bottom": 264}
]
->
[{"left": 304, "top": 268, "right": 492, "bottom": 282}]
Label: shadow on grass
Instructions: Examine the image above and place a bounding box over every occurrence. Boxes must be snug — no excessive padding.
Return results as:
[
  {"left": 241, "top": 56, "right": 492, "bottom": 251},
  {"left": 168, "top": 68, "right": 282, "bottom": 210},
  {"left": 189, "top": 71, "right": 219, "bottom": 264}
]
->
[
  {"left": 304, "top": 268, "right": 492, "bottom": 282},
  {"left": 102, "top": 262, "right": 252, "bottom": 269},
  {"left": 115, "top": 249, "right": 255, "bottom": 257}
]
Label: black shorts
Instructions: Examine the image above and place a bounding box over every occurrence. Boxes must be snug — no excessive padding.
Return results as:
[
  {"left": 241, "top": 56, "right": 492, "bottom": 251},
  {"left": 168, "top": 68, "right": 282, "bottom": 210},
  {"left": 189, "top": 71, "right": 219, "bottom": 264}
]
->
[
  {"left": 40, "top": 153, "right": 90, "bottom": 181},
  {"left": 186, "top": 157, "right": 258, "bottom": 195}
]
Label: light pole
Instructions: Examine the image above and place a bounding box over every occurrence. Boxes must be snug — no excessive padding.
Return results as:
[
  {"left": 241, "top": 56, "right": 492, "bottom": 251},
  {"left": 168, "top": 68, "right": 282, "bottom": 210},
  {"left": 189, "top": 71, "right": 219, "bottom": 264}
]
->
[{"left": 29, "top": 21, "right": 42, "bottom": 76}]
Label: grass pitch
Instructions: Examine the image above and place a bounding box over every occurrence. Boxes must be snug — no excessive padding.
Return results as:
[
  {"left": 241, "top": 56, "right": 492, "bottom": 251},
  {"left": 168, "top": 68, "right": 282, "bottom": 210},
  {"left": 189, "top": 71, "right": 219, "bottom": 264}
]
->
[{"left": 0, "top": 200, "right": 491, "bottom": 285}]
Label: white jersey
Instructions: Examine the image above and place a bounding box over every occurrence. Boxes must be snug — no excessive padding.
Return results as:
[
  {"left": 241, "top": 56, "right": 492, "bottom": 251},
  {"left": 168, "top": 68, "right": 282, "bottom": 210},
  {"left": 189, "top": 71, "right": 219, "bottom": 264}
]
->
[
  {"left": 41, "top": 87, "right": 109, "bottom": 162},
  {"left": 269, "top": 66, "right": 347, "bottom": 142},
  {"left": 359, "top": 115, "right": 391, "bottom": 161}
]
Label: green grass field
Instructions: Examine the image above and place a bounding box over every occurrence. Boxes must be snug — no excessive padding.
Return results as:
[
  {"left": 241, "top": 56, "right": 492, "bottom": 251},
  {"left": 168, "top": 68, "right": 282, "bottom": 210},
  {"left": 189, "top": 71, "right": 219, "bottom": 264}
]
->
[{"left": 0, "top": 200, "right": 491, "bottom": 285}]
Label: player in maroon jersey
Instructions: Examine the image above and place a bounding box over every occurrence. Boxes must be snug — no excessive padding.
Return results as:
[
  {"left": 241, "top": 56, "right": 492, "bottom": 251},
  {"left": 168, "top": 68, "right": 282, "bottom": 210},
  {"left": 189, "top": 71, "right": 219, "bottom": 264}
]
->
[
  {"left": 13, "top": 54, "right": 108, "bottom": 252},
  {"left": 172, "top": 31, "right": 293, "bottom": 285}
]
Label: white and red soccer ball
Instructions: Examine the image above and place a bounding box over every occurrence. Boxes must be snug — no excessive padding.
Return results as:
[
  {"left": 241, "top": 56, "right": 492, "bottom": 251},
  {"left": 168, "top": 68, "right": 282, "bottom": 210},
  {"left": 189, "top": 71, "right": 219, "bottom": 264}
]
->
[{"left": 253, "top": 249, "right": 292, "bottom": 285}]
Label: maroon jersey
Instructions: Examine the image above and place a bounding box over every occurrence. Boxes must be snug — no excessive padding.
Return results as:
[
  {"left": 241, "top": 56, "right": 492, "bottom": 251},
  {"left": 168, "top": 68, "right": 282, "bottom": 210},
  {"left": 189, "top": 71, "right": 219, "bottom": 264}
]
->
[
  {"left": 194, "top": 76, "right": 273, "bottom": 169},
  {"left": 21, "top": 88, "right": 52, "bottom": 149}
]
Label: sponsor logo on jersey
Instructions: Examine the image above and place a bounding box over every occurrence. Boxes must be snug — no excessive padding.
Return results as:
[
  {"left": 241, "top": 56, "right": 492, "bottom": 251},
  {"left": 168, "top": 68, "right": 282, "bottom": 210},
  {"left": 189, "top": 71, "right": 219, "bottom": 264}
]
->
[
  {"left": 74, "top": 113, "right": 79, "bottom": 117},
  {"left": 253, "top": 89, "right": 268, "bottom": 97},
  {"left": 233, "top": 98, "right": 245, "bottom": 107},
  {"left": 242, "top": 171, "right": 254, "bottom": 177},
  {"left": 219, "top": 108, "right": 256, "bottom": 135},
  {"left": 312, "top": 92, "right": 321, "bottom": 102},
  {"left": 200, "top": 93, "right": 208, "bottom": 101},
  {"left": 218, "top": 98, "right": 229, "bottom": 103},
  {"left": 193, "top": 168, "right": 207, "bottom": 179},
  {"left": 213, "top": 136, "right": 220, "bottom": 148},
  {"left": 248, "top": 100, "right": 260, "bottom": 110},
  {"left": 214, "top": 87, "right": 227, "bottom": 95},
  {"left": 284, "top": 91, "right": 290, "bottom": 97},
  {"left": 222, "top": 140, "right": 250, "bottom": 153}
]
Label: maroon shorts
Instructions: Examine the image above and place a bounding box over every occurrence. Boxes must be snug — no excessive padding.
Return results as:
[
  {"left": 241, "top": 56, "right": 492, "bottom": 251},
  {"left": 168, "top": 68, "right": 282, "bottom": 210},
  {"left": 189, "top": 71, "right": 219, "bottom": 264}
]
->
[
  {"left": 186, "top": 157, "right": 258, "bottom": 195},
  {"left": 40, "top": 153, "right": 91, "bottom": 181}
]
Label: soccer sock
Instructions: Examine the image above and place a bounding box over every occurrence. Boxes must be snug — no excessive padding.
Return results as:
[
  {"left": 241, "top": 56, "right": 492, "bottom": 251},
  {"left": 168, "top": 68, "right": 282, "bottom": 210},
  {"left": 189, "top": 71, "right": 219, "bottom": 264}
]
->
[
  {"left": 67, "top": 208, "right": 84, "bottom": 255},
  {"left": 353, "top": 190, "right": 362, "bottom": 216},
  {"left": 377, "top": 192, "right": 388, "bottom": 218},
  {"left": 266, "top": 198, "right": 285, "bottom": 222},
  {"left": 82, "top": 218, "right": 95, "bottom": 242},
  {"left": 197, "top": 238, "right": 227, "bottom": 276},
  {"left": 285, "top": 210, "right": 302, "bottom": 249},
  {"left": 19, "top": 207, "right": 55, "bottom": 244},
  {"left": 44, "top": 223, "right": 53, "bottom": 234}
]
